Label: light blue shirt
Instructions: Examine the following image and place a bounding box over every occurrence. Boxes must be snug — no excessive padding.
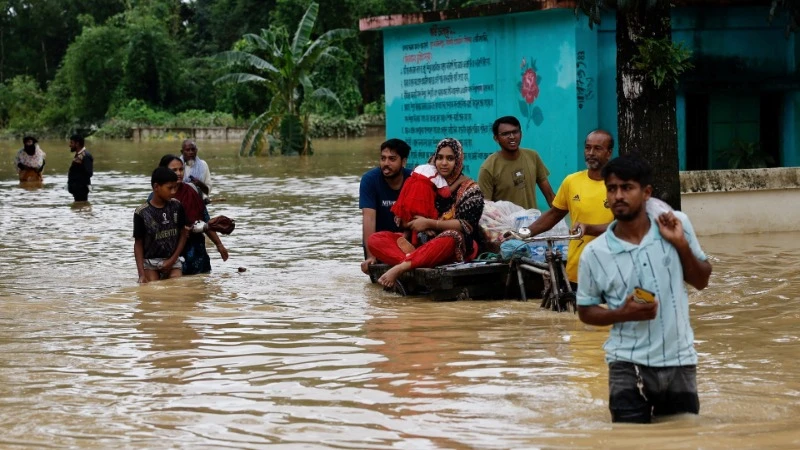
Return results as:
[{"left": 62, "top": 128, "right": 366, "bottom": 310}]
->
[{"left": 577, "top": 211, "right": 707, "bottom": 367}]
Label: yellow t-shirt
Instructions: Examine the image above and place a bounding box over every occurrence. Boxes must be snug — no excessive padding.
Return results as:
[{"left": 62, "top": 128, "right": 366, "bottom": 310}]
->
[
  {"left": 552, "top": 170, "right": 614, "bottom": 282},
  {"left": 478, "top": 148, "right": 550, "bottom": 210}
]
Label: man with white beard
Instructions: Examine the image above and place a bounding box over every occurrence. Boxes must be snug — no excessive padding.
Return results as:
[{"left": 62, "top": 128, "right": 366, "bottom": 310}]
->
[{"left": 180, "top": 139, "right": 212, "bottom": 203}]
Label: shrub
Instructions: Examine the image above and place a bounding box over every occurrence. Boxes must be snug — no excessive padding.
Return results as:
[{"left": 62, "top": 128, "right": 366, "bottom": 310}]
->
[
  {"left": 308, "top": 115, "right": 365, "bottom": 138},
  {"left": 168, "top": 110, "right": 243, "bottom": 127},
  {"left": 363, "top": 95, "right": 385, "bottom": 116},
  {"left": 95, "top": 100, "right": 251, "bottom": 138}
]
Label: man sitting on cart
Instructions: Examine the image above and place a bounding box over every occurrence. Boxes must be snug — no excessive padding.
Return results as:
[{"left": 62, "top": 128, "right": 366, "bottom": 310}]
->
[{"left": 359, "top": 139, "right": 413, "bottom": 275}]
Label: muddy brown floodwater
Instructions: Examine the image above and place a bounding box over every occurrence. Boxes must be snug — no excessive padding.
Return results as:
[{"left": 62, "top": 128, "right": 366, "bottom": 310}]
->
[{"left": 0, "top": 138, "right": 798, "bottom": 448}]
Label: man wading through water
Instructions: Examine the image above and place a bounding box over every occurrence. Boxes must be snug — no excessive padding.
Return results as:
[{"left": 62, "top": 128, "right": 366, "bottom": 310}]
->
[
  {"left": 68, "top": 134, "right": 93, "bottom": 202},
  {"left": 576, "top": 153, "right": 712, "bottom": 423}
]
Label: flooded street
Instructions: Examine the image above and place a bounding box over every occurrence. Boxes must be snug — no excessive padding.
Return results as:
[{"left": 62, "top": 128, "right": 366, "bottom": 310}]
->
[{"left": 1, "top": 138, "right": 798, "bottom": 448}]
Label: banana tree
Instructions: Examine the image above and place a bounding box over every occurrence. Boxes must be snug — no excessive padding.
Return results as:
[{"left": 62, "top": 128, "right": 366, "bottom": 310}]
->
[{"left": 215, "top": 1, "right": 355, "bottom": 156}]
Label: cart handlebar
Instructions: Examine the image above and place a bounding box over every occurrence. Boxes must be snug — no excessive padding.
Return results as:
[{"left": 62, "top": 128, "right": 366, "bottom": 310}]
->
[{"left": 503, "top": 227, "right": 584, "bottom": 242}]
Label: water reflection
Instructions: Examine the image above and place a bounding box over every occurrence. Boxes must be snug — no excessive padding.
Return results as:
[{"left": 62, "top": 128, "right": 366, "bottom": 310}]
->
[
  {"left": 0, "top": 139, "right": 799, "bottom": 448},
  {"left": 134, "top": 282, "right": 208, "bottom": 378}
]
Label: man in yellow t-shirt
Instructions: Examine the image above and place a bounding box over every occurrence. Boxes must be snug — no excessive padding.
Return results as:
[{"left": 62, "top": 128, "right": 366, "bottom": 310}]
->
[
  {"left": 526, "top": 129, "right": 615, "bottom": 286},
  {"left": 478, "top": 116, "right": 555, "bottom": 210}
]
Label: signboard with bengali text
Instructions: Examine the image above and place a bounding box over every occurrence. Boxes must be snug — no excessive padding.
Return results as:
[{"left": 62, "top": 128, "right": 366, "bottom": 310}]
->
[{"left": 384, "top": 10, "right": 598, "bottom": 197}]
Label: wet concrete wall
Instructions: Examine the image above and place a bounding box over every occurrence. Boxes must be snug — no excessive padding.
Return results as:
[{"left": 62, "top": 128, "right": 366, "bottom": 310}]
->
[
  {"left": 680, "top": 167, "right": 800, "bottom": 235},
  {"left": 132, "top": 127, "right": 247, "bottom": 141}
]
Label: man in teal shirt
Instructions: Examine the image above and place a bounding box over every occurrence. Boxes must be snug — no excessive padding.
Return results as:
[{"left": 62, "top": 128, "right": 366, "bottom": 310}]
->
[{"left": 576, "top": 153, "right": 712, "bottom": 423}]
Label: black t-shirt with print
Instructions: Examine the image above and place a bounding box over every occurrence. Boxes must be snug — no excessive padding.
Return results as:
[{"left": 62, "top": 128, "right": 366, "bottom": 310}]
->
[{"left": 133, "top": 199, "right": 186, "bottom": 259}]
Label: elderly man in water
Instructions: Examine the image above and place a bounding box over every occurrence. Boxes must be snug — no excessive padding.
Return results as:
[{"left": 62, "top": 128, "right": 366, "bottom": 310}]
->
[{"left": 180, "top": 139, "right": 212, "bottom": 202}]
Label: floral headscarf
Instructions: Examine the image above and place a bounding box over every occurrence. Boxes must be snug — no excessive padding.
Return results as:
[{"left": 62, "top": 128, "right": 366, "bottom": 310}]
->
[
  {"left": 431, "top": 137, "right": 464, "bottom": 185},
  {"left": 429, "top": 137, "right": 483, "bottom": 262}
]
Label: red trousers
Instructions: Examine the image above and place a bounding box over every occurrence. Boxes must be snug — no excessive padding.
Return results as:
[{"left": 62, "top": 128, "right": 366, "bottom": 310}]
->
[{"left": 367, "top": 231, "right": 475, "bottom": 269}]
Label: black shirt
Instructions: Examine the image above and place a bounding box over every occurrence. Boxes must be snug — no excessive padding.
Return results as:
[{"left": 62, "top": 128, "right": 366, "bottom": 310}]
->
[{"left": 133, "top": 199, "right": 186, "bottom": 259}]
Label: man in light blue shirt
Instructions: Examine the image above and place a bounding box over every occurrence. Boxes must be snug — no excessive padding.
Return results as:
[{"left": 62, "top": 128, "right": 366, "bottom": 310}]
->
[{"left": 577, "top": 153, "right": 712, "bottom": 424}]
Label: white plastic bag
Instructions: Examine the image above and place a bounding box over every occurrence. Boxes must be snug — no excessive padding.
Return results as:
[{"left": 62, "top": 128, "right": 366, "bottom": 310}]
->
[
  {"left": 646, "top": 197, "right": 674, "bottom": 218},
  {"left": 479, "top": 201, "right": 540, "bottom": 244}
]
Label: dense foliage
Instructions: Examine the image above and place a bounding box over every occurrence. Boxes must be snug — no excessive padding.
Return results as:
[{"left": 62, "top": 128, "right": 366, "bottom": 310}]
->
[
  {"left": 0, "top": 0, "right": 488, "bottom": 140},
  {"left": 215, "top": 2, "right": 355, "bottom": 155}
]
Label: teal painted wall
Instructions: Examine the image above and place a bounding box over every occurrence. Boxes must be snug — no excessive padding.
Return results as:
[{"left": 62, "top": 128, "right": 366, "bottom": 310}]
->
[
  {"left": 596, "top": 12, "right": 617, "bottom": 159},
  {"left": 382, "top": 5, "right": 799, "bottom": 183},
  {"left": 383, "top": 9, "right": 592, "bottom": 208},
  {"left": 596, "top": 6, "right": 800, "bottom": 168},
  {"left": 575, "top": 15, "right": 600, "bottom": 168},
  {"left": 671, "top": 7, "right": 790, "bottom": 75}
]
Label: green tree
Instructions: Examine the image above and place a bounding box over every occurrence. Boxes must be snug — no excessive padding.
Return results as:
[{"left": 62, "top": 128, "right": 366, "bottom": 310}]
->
[
  {"left": 0, "top": 0, "right": 126, "bottom": 85},
  {"left": 0, "top": 75, "right": 46, "bottom": 131},
  {"left": 53, "top": 3, "right": 186, "bottom": 125},
  {"left": 215, "top": 1, "right": 355, "bottom": 155},
  {"left": 577, "top": 1, "right": 688, "bottom": 210},
  {"left": 119, "top": 14, "right": 183, "bottom": 108},
  {"left": 57, "top": 21, "right": 127, "bottom": 122},
  {"left": 178, "top": 0, "right": 276, "bottom": 55}
]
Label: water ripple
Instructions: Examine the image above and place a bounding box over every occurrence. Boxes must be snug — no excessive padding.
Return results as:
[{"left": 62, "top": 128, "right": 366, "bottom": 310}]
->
[{"left": 1, "top": 140, "right": 799, "bottom": 448}]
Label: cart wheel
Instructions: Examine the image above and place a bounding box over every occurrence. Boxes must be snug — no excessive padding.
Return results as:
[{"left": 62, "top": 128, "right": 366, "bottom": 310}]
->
[
  {"left": 558, "top": 292, "right": 577, "bottom": 313},
  {"left": 457, "top": 288, "right": 471, "bottom": 301}
]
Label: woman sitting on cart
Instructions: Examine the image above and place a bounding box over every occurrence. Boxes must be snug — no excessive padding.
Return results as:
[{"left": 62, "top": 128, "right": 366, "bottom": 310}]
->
[{"left": 367, "top": 137, "right": 484, "bottom": 289}]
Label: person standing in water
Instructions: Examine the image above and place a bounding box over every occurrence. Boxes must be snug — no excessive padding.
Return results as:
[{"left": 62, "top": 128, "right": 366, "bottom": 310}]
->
[
  {"left": 133, "top": 167, "right": 189, "bottom": 283},
  {"left": 526, "top": 129, "right": 615, "bottom": 290},
  {"left": 576, "top": 153, "right": 712, "bottom": 423},
  {"left": 180, "top": 139, "right": 211, "bottom": 202},
  {"left": 68, "top": 134, "right": 94, "bottom": 202},
  {"left": 158, "top": 154, "right": 229, "bottom": 274},
  {"left": 478, "top": 115, "right": 555, "bottom": 209},
  {"left": 15, "top": 135, "right": 46, "bottom": 184}
]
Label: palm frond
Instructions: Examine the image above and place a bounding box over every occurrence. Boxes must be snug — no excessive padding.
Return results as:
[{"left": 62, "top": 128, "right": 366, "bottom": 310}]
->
[
  {"left": 268, "top": 94, "right": 288, "bottom": 113},
  {"left": 308, "top": 87, "right": 342, "bottom": 112},
  {"left": 297, "top": 31, "right": 353, "bottom": 69},
  {"left": 240, "top": 111, "right": 271, "bottom": 156},
  {"left": 241, "top": 109, "right": 282, "bottom": 156},
  {"left": 214, "top": 72, "right": 268, "bottom": 85},
  {"left": 249, "top": 124, "right": 269, "bottom": 156},
  {"left": 299, "top": 74, "right": 314, "bottom": 99},
  {"left": 214, "top": 51, "right": 278, "bottom": 72},
  {"left": 311, "top": 28, "right": 356, "bottom": 46},
  {"left": 242, "top": 32, "right": 269, "bottom": 49},
  {"left": 291, "top": 2, "right": 319, "bottom": 57}
]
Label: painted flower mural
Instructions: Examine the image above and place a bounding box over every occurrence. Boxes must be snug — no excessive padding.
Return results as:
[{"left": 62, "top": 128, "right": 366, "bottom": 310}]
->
[
  {"left": 517, "top": 57, "right": 544, "bottom": 128},
  {"left": 521, "top": 68, "right": 539, "bottom": 103}
]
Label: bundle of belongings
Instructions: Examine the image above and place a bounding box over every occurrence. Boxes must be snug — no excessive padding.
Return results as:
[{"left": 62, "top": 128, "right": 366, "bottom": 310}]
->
[
  {"left": 191, "top": 215, "right": 236, "bottom": 235},
  {"left": 208, "top": 216, "right": 236, "bottom": 235},
  {"left": 479, "top": 200, "right": 569, "bottom": 262}
]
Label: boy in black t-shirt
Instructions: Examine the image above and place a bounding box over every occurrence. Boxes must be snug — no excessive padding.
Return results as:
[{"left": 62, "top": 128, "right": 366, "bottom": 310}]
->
[{"left": 133, "top": 167, "right": 189, "bottom": 283}]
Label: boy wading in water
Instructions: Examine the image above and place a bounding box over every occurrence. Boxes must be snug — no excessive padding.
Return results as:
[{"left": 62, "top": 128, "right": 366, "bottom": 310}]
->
[{"left": 134, "top": 167, "right": 190, "bottom": 283}]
